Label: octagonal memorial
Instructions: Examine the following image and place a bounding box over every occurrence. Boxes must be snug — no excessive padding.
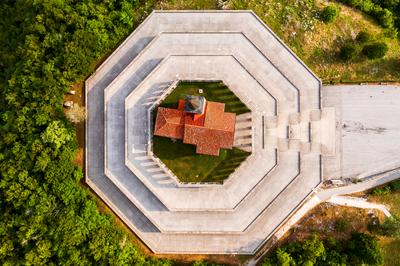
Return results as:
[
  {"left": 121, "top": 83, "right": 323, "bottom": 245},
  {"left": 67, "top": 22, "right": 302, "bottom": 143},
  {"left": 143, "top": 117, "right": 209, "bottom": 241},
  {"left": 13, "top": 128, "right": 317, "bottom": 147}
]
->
[{"left": 86, "top": 11, "right": 324, "bottom": 254}]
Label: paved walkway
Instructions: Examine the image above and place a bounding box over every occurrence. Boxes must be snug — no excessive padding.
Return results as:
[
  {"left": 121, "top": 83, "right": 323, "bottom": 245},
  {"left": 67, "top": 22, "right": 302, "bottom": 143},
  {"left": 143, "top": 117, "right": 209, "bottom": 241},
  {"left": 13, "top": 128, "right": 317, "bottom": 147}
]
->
[
  {"left": 318, "top": 167, "right": 400, "bottom": 201},
  {"left": 327, "top": 195, "right": 391, "bottom": 217},
  {"left": 323, "top": 85, "right": 400, "bottom": 180}
]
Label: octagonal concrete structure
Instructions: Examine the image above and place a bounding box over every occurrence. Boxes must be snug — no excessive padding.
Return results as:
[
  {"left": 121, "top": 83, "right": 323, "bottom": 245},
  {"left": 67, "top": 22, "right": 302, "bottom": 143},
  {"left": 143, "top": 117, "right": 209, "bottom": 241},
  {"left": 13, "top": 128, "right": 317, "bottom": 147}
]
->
[{"left": 86, "top": 11, "right": 334, "bottom": 254}]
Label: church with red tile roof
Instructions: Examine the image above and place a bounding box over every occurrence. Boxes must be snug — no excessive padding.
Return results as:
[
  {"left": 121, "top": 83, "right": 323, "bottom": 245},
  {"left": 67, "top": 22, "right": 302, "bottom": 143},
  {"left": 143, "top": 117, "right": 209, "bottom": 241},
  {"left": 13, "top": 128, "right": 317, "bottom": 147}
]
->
[{"left": 154, "top": 96, "right": 236, "bottom": 156}]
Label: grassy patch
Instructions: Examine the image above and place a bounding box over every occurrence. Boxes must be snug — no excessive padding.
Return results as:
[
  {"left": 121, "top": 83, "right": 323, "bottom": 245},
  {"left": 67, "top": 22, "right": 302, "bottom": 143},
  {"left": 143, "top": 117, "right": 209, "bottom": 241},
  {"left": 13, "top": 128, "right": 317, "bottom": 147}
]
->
[
  {"left": 157, "top": 0, "right": 219, "bottom": 10},
  {"left": 370, "top": 189, "right": 400, "bottom": 266},
  {"left": 160, "top": 81, "right": 251, "bottom": 115},
  {"left": 380, "top": 237, "right": 400, "bottom": 266},
  {"left": 153, "top": 136, "right": 250, "bottom": 183}
]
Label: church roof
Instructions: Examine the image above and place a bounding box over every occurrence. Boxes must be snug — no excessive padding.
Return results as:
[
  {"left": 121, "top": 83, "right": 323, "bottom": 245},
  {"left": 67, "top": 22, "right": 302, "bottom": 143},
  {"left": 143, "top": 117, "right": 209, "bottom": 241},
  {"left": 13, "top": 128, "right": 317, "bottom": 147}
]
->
[
  {"left": 153, "top": 107, "right": 185, "bottom": 139},
  {"left": 154, "top": 100, "right": 236, "bottom": 156}
]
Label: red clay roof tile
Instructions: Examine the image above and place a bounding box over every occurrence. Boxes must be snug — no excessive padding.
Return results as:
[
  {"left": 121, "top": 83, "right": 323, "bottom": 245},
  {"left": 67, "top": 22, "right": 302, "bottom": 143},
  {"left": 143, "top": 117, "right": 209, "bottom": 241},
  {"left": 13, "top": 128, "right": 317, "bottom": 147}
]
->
[{"left": 154, "top": 100, "right": 236, "bottom": 156}]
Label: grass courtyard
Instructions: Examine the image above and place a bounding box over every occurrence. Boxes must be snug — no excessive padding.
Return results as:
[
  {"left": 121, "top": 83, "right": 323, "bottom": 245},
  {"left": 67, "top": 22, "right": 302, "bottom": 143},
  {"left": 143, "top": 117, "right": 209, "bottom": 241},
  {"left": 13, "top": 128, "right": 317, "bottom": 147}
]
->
[
  {"left": 159, "top": 81, "right": 251, "bottom": 114},
  {"left": 153, "top": 81, "right": 251, "bottom": 183},
  {"left": 153, "top": 137, "right": 250, "bottom": 183}
]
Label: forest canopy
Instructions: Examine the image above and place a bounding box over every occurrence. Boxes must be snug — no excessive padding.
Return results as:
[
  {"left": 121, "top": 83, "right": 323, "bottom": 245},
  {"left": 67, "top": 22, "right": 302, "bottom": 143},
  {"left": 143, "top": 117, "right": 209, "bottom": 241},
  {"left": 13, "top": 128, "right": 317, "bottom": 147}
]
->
[{"left": 0, "top": 0, "right": 170, "bottom": 264}]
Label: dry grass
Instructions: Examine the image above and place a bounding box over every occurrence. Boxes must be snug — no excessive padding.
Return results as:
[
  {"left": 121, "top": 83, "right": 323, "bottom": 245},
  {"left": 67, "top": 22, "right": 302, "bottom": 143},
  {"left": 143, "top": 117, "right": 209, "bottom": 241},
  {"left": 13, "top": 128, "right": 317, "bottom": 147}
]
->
[
  {"left": 157, "top": 0, "right": 220, "bottom": 10},
  {"left": 304, "top": 1, "right": 400, "bottom": 82},
  {"left": 64, "top": 81, "right": 86, "bottom": 167},
  {"left": 379, "top": 237, "right": 400, "bottom": 266},
  {"left": 369, "top": 190, "right": 400, "bottom": 266},
  {"left": 255, "top": 202, "right": 385, "bottom": 264},
  {"left": 287, "top": 203, "right": 384, "bottom": 242},
  {"left": 228, "top": 0, "right": 400, "bottom": 83}
]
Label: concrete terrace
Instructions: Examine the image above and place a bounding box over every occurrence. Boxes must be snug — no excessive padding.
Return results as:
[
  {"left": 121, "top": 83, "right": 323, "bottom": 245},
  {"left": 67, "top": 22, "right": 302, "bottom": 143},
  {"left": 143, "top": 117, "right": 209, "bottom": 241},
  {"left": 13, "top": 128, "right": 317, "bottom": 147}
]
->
[
  {"left": 87, "top": 11, "right": 322, "bottom": 253},
  {"left": 86, "top": 11, "right": 400, "bottom": 254}
]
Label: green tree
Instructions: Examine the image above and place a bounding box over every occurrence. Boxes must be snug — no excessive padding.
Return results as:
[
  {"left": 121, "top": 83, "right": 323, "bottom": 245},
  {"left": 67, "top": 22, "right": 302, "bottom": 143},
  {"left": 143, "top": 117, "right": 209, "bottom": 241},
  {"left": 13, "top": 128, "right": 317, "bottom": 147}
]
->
[
  {"left": 0, "top": 0, "right": 169, "bottom": 264},
  {"left": 276, "top": 248, "right": 295, "bottom": 266},
  {"left": 41, "top": 121, "right": 73, "bottom": 149},
  {"left": 301, "top": 235, "right": 326, "bottom": 264},
  {"left": 321, "top": 6, "right": 339, "bottom": 23},
  {"left": 346, "top": 232, "right": 384, "bottom": 265}
]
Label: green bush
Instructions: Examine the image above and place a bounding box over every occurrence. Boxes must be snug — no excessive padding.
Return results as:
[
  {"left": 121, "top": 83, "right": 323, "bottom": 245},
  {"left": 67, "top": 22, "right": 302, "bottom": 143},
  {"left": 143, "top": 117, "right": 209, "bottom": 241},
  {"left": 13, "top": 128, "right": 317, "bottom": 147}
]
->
[
  {"left": 356, "top": 30, "right": 372, "bottom": 43},
  {"left": 371, "top": 6, "right": 394, "bottom": 28},
  {"left": 346, "top": 232, "right": 384, "bottom": 265},
  {"left": 379, "top": 216, "right": 400, "bottom": 238},
  {"left": 339, "top": 44, "right": 358, "bottom": 60},
  {"left": 371, "top": 185, "right": 392, "bottom": 195},
  {"left": 390, "top": 180, "right": 400, "bottom": 191},
  {"left": 335, "top": 219, "right": 350, "bottom": 232},
  {"left": 362, "top": 42, "right": 389, "bottom": 59},
  {"left": 372, "top": 180, "right": 400, "bottom": 195},
  {"left": 321, "top": 5, "right": 339, "bottom": 23}
]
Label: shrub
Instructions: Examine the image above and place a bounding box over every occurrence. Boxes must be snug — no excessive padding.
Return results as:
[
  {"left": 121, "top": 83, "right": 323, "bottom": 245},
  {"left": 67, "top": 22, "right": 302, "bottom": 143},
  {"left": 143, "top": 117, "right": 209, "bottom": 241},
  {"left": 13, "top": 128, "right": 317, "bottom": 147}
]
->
[
  {"left": 356, "top": 31, "right": 372, "bottom": 43},
  {"left": 379, "top": 216, "right": 400, "bottom": 238},
  {"left": 321, "top": 6, "right": 339, "bottom": 23},
  {"left": 335, "top": 219, "right": 350, "bottom": 232},
  {"left": 371, "top": 6, "right": 394, "bottom": 28},
  {"left": 346, "top": 232, "right": 384, "bottom": 265},
  {"left": 389, "top": 180, "right": 400, "bottom": 191},
  {"left": 339, "top": 44, "right": 358, "bottom": 60},
  {"left": 384, "top": 27, "right": 398, "bottom": 39},
  {"left": 371, "top": 185, "right": 391, "bottom": 195},
  {"left": 362, "top": 42, "right": 389, "bottom": 59}
]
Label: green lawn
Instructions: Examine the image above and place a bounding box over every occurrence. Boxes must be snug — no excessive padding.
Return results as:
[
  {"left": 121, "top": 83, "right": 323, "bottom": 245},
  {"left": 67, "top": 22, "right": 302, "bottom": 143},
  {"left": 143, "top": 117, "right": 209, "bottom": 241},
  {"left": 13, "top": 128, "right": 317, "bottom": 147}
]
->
[
  {"left": 153, "top": 136, "right": 250, "bottom": 183},
  {"left": 153, "top": 81, "right": 251, "bottom": 183},
  {"left": 159, "top": 81, "right": 251, "bottom": 115}
]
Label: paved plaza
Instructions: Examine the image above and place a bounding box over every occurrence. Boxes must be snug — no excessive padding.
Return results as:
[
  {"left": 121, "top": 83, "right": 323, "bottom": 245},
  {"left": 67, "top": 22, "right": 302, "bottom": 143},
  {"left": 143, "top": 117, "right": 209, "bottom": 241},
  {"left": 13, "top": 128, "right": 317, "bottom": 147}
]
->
[{"left": 86, "top": 11, "right": 400, "bottom": 254}]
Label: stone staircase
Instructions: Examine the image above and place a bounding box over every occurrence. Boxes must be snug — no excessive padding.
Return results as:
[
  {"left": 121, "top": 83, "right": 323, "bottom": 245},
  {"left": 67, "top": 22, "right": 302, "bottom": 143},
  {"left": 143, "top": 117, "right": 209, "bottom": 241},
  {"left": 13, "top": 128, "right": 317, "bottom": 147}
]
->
[
  {"left": 234, "top": 112, "right": 253, "bottom": 152},
  {"left": 265, "top": 108, "right": 335, "bottom": 155}
]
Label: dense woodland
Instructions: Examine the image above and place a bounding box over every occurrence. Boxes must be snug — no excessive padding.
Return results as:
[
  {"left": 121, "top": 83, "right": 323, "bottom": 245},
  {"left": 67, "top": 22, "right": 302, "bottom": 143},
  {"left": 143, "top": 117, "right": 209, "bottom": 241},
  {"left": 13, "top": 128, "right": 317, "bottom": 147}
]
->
[
  {"left": 0, "top": 0, "right": 398, "bottom": 265},
  {"left": 0, "top": 0, "right": 171, "bottom": 264}
]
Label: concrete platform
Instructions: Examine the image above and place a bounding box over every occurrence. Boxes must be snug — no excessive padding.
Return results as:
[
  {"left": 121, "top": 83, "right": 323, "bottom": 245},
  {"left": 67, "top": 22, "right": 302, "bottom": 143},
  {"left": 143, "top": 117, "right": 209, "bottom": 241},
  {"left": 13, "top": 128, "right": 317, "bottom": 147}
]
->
[
  {"left": 323, "top": 85, "right": 400, "bottom": 180},
  {"left": 86, "top": 11, "right": 330, "bottom": 254}
]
